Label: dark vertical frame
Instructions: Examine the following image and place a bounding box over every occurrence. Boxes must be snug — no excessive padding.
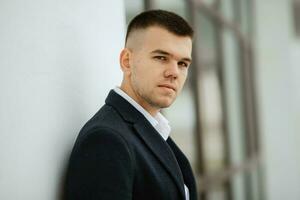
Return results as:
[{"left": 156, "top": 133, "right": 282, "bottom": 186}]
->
[
  {"left": 232, "top": 0, "right": 254, "bottom": 199},
  {"left": 293, "top": 0, "right": 300, "bottom": 36},
  {"left": 144, "top": 0, "right": 156, "bottom": 10},
  {"left": 247, "top": 0, "right": 265, "bottom": 199},
  {"left": 214, "top": 1, "right": 233, "bottom": 200}
]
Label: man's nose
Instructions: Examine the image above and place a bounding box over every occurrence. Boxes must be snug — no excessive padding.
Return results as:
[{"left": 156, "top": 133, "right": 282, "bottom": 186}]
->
[{"left": 164, "top": 61, "right": 179, "bottom": 78}]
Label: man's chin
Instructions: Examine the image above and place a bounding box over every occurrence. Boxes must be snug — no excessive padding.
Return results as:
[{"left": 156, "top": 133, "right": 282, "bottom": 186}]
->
[{"left": 155, "top": 99, "right": 175, "bottom": 109}]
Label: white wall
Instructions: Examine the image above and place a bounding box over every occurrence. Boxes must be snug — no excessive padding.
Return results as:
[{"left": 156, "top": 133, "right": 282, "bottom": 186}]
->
[
  {"left": 255, "top": 0, "right": 300, "bottom": 199},
  {"left": 0, "top": 0, "right": 125, "bottom": 199}
]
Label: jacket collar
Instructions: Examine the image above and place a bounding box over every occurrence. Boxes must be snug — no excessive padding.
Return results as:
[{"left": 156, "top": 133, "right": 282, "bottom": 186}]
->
[
  {"left": 105, "top": 90, "right": 186, "bottom": 199},
  {"left": 105, "top": 89, "right": 144, "bottom": 123}
]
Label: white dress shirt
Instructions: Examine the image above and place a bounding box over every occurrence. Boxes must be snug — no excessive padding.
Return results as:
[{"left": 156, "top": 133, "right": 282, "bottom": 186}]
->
[{"left": 114, "top": 87, "right": 190, "bottom": 200}]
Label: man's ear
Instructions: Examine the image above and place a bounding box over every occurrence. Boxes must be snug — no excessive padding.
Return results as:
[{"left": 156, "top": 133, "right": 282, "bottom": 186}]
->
[{"left": 119, "top": 48, "right": 131, "bottom": 75}]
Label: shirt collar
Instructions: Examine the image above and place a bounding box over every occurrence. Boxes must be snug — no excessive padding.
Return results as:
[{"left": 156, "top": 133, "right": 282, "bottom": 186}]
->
[{"left": 113, "top": 87, "right": 171, "bottom": 140}]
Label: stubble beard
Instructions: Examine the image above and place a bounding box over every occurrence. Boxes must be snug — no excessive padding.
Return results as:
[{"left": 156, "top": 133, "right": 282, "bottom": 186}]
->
[
  {"left": 130, "top": 74, "right": 176, "bottom": 111},
  {"left": 135, "top": 85, "right": 176, "bottom": 110}
]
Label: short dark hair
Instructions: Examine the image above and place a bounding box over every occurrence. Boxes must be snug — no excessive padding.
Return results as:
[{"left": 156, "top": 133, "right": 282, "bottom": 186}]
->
[{"left": 125, "top": 9, "right": 194, "bottom": 44}]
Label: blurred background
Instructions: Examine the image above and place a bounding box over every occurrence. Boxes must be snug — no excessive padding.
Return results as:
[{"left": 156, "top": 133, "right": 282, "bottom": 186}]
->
[{"left": 0, "top": 0, "right": 300, "bottom": 200}]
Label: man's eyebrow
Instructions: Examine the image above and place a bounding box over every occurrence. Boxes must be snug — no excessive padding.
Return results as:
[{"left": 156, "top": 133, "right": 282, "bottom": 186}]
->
[
  {"left": 150, "top": 49, "right": 192, "bottom": 63},
  {"left": 151, "top": 49, "right": 170, "bottom": 55}
]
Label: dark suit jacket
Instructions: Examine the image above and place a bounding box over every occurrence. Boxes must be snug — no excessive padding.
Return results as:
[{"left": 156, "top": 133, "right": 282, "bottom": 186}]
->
[{"left": 65, "top": 90, "right": 197, "bottom": 200}]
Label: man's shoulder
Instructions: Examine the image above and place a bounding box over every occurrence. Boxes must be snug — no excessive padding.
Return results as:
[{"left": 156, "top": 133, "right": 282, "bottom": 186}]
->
[
  {"left": 91, "top": 104, "right": 121, "bottom": 124},
  {"left": 67, "top": 109, "right": 136, "bottom": 172},
  {"left": 76, "top": 104, "right": 134, "bottom": 144},
  {"left": 82, "top": 104, "right": 124, "bottom": 131}
]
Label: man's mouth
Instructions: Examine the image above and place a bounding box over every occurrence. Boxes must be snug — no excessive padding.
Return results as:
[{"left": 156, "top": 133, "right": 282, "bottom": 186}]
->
[{"left": 158, "top": 84, "right": 176, "bottom": 91}]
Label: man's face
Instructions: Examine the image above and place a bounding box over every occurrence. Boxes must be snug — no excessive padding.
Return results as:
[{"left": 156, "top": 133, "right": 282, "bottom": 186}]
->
[{"left": 121, "top": 26, "right": 192, "bottom": 115}]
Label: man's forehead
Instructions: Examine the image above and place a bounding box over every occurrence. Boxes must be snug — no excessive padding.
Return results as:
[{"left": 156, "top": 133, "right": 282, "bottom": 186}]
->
[
  {"left": 126, "top": 26, "right": 192, "bottom": 44},
  {"left": 126, "top": 26, "right": 192, "bottom": 57}
]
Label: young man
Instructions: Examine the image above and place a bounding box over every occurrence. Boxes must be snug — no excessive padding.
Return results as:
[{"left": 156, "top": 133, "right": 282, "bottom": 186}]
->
[{"left": 65, "top": 10, "right": 197, "bottom": 200}]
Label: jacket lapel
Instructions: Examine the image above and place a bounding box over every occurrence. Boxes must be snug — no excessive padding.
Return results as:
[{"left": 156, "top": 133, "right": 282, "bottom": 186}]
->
[
  {"left": 134, "top": 120, "right": 186, "bottom": 199},
  {"left": 105, "top": 90, "right": 186, "bottom": 199},
  {"left": 167, "top": 138, "right": 197, "bottom": 200}
]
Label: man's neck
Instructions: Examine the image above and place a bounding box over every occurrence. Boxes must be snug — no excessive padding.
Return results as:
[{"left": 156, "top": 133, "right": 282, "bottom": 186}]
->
[{"left": 119, "top": 84, "right": 159, "bottom": 117}]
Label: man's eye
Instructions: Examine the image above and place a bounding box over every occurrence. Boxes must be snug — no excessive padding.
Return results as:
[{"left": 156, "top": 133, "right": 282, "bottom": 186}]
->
[
  {"left": 154, "top": 56, "right": 167, "bottom": 61},
  {"left": 178, "top": 62, "right": 188, "bottom": 67}
]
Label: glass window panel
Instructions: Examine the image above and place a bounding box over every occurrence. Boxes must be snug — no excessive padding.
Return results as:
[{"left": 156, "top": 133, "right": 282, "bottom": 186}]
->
[
  {"left": 199, "top": 68, "right": 225, "bottom": 173},
  {"left": 219, "top": 0, "right": 253, "bottom": 36},
  {"left": 196, "top": 10, "right": 226, "bottom": 176},
  {"left": 207, "top": 186, "right": 227, "bottom": 200},
  {"left": 196, "top": 14, "right": 217, "bottom": 62},
  {"left": 222, "top": 28, "right": 247, "bottom": 200},
  {"left": 195, "top": 11, "right": 228, "bottom": 199},
  {"left": 239, "top": 0, "right": 252, "bottom": 37},
  {"left": 219, "top": 0, "right": 235, "bottom": 23},
  {"left": 247, "top": 168, "right": 261, "bottom": 200}
]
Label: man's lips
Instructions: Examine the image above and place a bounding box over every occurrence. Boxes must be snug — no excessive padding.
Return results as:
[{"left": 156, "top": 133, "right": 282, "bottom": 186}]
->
[{"left": 158, "top": 84, "right": 176, "bottom": 91}]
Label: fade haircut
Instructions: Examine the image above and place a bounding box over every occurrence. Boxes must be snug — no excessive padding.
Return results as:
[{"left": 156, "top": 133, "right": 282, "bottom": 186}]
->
[{"left": 125, "top": 9, "right": 194, "bottom": 45}]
